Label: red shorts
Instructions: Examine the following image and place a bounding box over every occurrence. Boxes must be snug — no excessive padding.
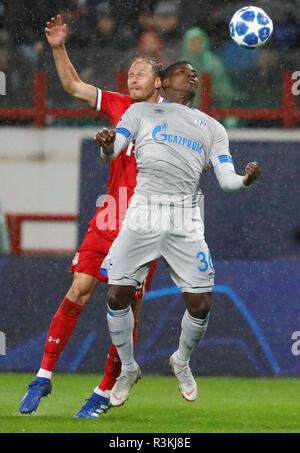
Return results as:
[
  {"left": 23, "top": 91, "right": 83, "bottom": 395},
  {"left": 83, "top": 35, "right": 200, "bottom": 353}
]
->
[{"left": 70, "top": 228, "right": 157, "bottom": 301}]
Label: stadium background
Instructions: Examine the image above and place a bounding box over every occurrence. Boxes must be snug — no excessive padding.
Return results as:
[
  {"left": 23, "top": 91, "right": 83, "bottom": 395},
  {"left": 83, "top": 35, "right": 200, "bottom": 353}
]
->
[{"left": 0, "top": 0, "right": 299, "bottom": 378}]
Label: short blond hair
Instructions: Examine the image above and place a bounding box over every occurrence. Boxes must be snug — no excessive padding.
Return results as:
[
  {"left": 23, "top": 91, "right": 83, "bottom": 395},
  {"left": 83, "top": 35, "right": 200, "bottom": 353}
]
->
[{"left": 130, "top": 56, "right": 165, "bottom": 78}]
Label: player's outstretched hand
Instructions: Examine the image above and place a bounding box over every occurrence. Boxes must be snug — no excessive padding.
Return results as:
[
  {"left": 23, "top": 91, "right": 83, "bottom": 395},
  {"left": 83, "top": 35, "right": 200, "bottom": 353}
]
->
[
  {"left": 243, "top": 161, "right": 261, "bottom": 187},
  {"left": 94, "top": 129, "right": 116, "bottom": 155},
  {"left": 45, "top": 15, "right": 67, "bottom": 48}
]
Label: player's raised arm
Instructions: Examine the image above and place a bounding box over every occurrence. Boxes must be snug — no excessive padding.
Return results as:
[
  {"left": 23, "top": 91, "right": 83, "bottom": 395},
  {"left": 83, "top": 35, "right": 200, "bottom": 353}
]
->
[
  {"left": 95, "top": 104, "right": 140, "bottom": 160},
  {"left": 214, "top": 159, "right": 261, "bottom": 192},
  {"left": 94, "top": 129, "right": 116, "bottom": 161},
  {"left": 45, "top": 15, "right": 97, "bottom": 107},
  {"left": 94, "top": 128, "right": 129, "bottom": 161},
  {"left": 210, "top": 123, "right": 261, "bottom": 192}
]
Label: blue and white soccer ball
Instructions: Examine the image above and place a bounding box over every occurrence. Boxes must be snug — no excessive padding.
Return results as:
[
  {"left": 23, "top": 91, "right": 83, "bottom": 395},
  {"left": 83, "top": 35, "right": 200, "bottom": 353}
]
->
[{"left": 229, "top": 6, "right": 273, "bottom": 49}]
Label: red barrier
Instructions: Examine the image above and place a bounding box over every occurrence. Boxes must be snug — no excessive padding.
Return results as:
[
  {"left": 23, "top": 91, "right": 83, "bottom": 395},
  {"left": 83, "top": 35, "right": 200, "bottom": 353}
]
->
[
  {"left": 0, "top": 71, "right": 298, "bottom": 127},
  {"left": 2, "top": 71, "right": 299, "bottom": 255},
  {"left": 6, "top": 213, "right": 77, "bottom": 255},
  {"left": 200, "top": 72, "right": 298, "bottom": 128},
  {"left": 0, "top": 72, "right": 111, "bottom": 127}
]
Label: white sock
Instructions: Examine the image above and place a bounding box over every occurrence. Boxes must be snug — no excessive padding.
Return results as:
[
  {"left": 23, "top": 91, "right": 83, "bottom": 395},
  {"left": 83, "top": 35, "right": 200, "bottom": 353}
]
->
[
  {"left": 94, "top": 387, "right": 110, "bottom": 399},
  {"left": 37, "top": 368, "right": 52, "bottom": 380},
  {"left": 176, "top": 310, "right": 210, "bottom": 363},
  {"left": 107, "top": 304, "right": 136, "bottom": 371}
]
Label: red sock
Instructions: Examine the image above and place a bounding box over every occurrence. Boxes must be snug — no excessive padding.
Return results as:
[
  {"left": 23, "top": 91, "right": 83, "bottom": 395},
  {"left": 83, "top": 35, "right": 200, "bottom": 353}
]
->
[
  {"left": 98, "top": 320, "right": 139, "bottom": 392},
  {"left": 40, "top": 297, "right": 84, "bottom": 371}
]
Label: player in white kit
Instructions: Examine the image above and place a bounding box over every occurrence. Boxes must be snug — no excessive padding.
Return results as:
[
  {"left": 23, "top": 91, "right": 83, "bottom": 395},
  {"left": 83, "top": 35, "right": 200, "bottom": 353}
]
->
[{"left": 94, "top": 61, "right": 261, "bottom": 406}]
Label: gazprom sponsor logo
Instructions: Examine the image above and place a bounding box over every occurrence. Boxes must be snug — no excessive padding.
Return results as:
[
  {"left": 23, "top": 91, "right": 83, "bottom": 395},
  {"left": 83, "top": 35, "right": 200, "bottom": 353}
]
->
[
  {"left": 152, "top": 121, "right": 203, "bottom": 154},
  {"left": 152, "top": 120, "right": 168, "bottom": 140}
]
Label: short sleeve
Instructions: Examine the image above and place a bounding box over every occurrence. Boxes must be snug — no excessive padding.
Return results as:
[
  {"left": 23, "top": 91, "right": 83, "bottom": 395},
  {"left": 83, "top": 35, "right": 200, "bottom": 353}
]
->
[
  {"left": 92, "top": 89, "right": 132, "bottom": 123},
  {"left": 93, "top": 88, "right": 102, "bottom": 111}
]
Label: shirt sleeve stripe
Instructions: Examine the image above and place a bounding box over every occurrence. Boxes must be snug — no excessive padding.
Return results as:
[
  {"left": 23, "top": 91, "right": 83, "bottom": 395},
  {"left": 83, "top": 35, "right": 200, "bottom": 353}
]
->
[
  {"left": 218, "top": 155, "right": 233, "bottom": 164},
  {"left": 115, "top": 127, "right": 131, "bottom": 138},
  {"left": 93, "top": 88, "right": 102, "bottom": 111}
]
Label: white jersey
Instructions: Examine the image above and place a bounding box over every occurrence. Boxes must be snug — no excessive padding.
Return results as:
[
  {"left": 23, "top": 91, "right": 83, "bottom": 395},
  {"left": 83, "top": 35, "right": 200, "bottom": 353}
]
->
[
  {"left": 108, "top": 100, "right": 244, "bottom": 207},
  {"left": 102, "top": 101, "right": 247, "bottom": 291}
]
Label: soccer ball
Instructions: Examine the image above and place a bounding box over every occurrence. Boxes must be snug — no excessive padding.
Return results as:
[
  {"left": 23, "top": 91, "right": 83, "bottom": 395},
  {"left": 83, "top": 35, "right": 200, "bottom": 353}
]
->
[{"left": 229, "top": 6, "right": 273, "bottom": 49}]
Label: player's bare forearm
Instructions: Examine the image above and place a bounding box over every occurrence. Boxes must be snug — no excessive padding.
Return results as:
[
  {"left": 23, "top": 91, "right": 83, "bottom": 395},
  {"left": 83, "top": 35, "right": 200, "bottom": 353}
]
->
[
  {"left": 242, "top": 161, "right": 261, "bottom": 187},
  {"left": 50, "top": 45, "right": 96, "bottom": 106},
  {"left": 46, "top": 15, "right": 96, "bottom": 107},
  {"left": 51, "top": 45, "right": 77, "bottom": 91}
]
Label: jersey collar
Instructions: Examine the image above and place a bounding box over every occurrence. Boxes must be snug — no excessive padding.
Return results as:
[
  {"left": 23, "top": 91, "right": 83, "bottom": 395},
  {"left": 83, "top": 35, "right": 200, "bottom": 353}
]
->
[{"left": 162, "top": 99, "right": 195, "bottom": 109}]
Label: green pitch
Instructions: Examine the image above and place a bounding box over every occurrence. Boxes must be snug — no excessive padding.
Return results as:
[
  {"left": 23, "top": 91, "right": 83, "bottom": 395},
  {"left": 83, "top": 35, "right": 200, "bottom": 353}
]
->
[{"left": 0, "top": 373, "right": 300, "bottom": 433}]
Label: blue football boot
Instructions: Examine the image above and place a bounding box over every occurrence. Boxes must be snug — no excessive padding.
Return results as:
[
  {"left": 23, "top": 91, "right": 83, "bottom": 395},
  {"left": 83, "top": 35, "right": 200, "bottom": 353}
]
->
[
  {"left": 19, "top": 377, "right": 52, "bottom": 414},
  {"left": 74, "top": 392, "right": 110, "bottom": 418}
]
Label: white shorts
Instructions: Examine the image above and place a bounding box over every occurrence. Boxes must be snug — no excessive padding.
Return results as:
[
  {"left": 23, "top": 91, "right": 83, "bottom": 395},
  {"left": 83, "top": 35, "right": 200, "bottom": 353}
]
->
[{"left": 107, "top": 204, "right": 215, "bottom": 293}]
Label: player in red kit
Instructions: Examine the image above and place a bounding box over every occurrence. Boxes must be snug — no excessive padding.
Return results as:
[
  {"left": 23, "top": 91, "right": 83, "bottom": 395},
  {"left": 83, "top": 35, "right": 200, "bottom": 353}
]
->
[{"left": 19, "top": 15, "right": 164, "bottom": 418}]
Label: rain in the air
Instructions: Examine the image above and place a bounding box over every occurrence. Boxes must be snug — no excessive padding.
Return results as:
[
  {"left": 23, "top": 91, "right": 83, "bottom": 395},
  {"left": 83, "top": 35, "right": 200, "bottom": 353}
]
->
[{"left": 0, "top": 0, "right": 299, "bottom": 436}]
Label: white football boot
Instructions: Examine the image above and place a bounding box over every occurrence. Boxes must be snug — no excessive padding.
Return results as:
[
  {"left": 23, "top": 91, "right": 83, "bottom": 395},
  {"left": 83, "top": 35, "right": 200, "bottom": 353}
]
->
[
  {"left": 110, "top": 362, "right": 142, "bottom": 407},
  {"left": 169, "top": 352, "right": 198, "bottom": 402}
]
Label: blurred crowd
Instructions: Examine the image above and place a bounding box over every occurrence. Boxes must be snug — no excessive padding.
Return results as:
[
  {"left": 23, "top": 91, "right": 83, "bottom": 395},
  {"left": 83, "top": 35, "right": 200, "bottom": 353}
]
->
[{"left": 1, "top": 0, "right": 300, "bottom": 125}]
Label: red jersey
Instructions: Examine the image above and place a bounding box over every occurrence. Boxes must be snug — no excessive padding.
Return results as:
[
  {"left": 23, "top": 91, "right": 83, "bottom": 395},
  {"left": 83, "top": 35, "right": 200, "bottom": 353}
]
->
[
  {"left": 88, "top": 89, "right": 137, "bottom": 241},
  {"left": 88, "top": 89, "right": 164, "bottom": 241}
]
